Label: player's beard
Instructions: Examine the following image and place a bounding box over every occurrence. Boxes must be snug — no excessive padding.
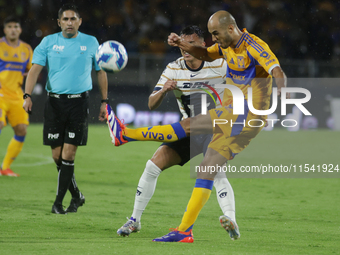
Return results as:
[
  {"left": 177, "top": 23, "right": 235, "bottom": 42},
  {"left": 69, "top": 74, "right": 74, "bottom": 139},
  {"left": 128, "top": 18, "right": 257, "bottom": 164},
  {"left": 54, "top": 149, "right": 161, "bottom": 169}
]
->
[{"left": 220, "top": 33, "right": 233, "bottom": 49}]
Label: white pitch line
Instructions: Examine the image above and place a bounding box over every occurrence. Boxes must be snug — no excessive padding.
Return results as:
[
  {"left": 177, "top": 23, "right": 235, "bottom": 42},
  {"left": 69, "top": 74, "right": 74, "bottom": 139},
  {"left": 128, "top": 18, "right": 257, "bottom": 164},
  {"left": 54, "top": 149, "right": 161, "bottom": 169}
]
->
[{"left": 11, "top": 153, "right": 54, "bottom": 167}]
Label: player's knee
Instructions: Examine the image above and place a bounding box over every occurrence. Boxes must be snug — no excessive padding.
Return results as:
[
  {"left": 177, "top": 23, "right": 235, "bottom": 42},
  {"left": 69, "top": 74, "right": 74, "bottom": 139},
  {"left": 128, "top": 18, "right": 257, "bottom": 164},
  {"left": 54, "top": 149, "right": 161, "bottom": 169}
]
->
[
  {"left": 180, "top": 118, "right": 190, "bottom": 135},
  {"left": 17, "top": 129, "right": 27, "bottom": 137},
  {"left": 13, "top": 124, "right": 27, "bottom": 136},
  {"left": 52, "top": 156, "right": 60, "bottom": 165}
]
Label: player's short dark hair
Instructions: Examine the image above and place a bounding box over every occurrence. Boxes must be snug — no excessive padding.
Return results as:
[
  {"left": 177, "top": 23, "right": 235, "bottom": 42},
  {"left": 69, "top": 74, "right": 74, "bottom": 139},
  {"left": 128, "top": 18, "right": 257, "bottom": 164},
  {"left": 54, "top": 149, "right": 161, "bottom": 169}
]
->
[
  {"left": 3, "top": 15, "right": 21, "bottom": 26},
  {"left": 58, "top": 3, "right": 80, "bottom": 19},
  {"left": 180, "top": 25, "right": 204, "bottom": 40}
]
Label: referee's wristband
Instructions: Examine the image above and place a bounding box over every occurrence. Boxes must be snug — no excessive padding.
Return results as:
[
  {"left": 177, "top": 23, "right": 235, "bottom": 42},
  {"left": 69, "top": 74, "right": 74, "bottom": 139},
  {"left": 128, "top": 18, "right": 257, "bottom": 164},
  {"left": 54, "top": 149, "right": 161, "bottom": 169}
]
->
[
  {"left": 101, "top": 98, "right": 109, "bottom": 104},
  {"left": 23, "top": 93, "right": 32, "bottom": 99}
]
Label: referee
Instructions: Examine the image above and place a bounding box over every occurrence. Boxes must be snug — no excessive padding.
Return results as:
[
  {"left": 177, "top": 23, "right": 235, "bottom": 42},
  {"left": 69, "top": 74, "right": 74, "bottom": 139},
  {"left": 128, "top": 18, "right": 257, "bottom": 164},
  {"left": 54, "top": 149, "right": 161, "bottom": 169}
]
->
[{"left": 23, "top": 4, "right": 108, "bottom": 214}]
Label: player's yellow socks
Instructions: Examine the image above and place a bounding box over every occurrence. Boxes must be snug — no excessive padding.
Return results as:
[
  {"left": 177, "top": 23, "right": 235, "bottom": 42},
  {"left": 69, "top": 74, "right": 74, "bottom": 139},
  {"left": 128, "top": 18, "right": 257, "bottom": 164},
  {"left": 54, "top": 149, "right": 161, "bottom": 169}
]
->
[
  {"left": 178, "top": 179, "right": 214, "bottom": 232},
  {"left": 2, "top": 135, "right": 25, "bottom": 169},
  {"left": 124, "top": 122, "right": 186, "bottom": 142}
]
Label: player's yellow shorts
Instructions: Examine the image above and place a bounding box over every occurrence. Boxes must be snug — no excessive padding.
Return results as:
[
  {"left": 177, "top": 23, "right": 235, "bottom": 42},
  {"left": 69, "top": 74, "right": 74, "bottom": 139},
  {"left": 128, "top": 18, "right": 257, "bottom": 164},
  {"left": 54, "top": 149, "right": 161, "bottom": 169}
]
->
[
  {"left": 0, "top": 96, "right": 29, "bottom": 127},
  {"left": 208, "top": 102, "right": 265, "bottom": 160}
]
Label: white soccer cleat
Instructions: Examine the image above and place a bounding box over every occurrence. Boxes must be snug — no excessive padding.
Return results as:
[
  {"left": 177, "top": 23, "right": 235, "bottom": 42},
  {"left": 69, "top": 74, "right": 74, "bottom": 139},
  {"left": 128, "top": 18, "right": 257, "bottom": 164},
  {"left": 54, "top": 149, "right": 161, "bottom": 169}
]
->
[
  {"left": 117, "top": 217, "right": 141, "bottom": 237},
  {"left": 219, "top": 215, "right": 240, "bottom": 240}
]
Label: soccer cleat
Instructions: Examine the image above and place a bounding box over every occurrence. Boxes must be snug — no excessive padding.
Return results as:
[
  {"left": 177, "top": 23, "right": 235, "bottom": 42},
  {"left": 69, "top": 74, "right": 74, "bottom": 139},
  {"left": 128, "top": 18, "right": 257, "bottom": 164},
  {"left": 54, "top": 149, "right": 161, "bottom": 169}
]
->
[
  {"left": 152, "top": 228, "right": 194, "bottom": 243},
  {"left": 51, "top": 203, "right": 67, "bottom": 214},
  {"left": 0, "top": 168, "right": 20, "bottom": 177},
  {"left": 219, "top": 215, "right": 240, "bottom": 240},
  {"left": 106, "top": 104, "right": 128, "bottom": 146},
  {"left": 65, "top": 192, "right": 85, "bottom": 213},
  {"left": 117, "top": 217, "right": 141, "bottom": 237}
]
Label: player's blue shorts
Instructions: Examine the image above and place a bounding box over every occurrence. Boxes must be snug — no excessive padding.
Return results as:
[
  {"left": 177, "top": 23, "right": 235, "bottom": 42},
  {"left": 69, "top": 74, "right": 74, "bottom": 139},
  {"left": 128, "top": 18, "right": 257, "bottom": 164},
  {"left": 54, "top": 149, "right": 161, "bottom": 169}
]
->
[{"left": 161, "top": 134, "right": 212, "bottom": 166}]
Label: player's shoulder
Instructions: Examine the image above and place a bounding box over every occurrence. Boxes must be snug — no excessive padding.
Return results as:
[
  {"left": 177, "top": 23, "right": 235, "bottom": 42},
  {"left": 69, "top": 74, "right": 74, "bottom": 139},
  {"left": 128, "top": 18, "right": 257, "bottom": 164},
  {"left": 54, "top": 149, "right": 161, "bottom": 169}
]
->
[
  {"left": 203, "top": 58, "right": 226, "bottom": 68},
  {"left": 243, "top": 31, "right": 270, "bottom": 52},
  {"left": 166, "top": 56, "right": 186, "bottom": 70},
  {"left": 19, "top": 40, "right": 33, "bottom": 51}
]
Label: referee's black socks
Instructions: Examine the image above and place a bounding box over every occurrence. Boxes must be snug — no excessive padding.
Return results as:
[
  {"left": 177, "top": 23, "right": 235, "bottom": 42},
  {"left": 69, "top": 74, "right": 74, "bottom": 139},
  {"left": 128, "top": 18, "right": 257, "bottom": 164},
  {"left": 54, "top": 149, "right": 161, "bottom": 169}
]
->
[
  {"left": 56, "top": 163, "right": 80, "bottom": 198},
  {"left": 55, "top": 159, "right": 74, "bottom": 205}
]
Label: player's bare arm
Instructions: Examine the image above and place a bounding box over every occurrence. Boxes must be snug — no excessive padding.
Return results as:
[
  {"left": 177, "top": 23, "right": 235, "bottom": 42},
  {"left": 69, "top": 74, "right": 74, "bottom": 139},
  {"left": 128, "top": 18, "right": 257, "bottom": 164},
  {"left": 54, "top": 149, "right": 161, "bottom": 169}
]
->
[
  {"left": 148, "top": 80, "right": 177, "bottom": 110},
  {"left": 23, "top": 64, "right": 44, "bottom": 113},
  {"left": 168, "top": 33, "right": 214, "bottom": 62},
  {"left": 272, "top": 66, "right": 289, "bottom": 98},
  {"left": 96, "top": 69, "right": 108, "bottom": 121}
]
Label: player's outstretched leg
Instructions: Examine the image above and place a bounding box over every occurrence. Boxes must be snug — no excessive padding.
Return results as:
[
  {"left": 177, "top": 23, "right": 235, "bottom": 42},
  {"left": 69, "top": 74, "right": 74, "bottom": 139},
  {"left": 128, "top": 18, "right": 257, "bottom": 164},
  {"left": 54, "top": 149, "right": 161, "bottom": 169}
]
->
[
  {"left": 219, "top": 215, "right": 240, "bottom": 240},
  {"left": 106, "top": 104, "right": 187, "bottom": 146},
  {"left": 152, "top": 227, "right": 194, "bottom": 243},
  {"left": 117, "top": 217, "right": 141, "bottom": 237}
]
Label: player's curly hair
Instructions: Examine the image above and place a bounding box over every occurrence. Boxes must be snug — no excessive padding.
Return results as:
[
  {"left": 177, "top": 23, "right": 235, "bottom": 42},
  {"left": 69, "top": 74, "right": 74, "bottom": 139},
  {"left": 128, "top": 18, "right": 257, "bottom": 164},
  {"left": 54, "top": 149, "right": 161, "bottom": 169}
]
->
[
  {"left": 180, "top": 25, "right": 204, "bottom": 39},
  {"left": 58, "top": 3, "right": 80, "bottom": 19}
]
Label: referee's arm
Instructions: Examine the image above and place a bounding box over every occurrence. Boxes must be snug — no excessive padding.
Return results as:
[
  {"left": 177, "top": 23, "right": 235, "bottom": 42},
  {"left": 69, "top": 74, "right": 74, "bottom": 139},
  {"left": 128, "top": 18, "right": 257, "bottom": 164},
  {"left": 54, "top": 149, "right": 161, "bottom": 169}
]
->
[
  {"left": 96, "top": 69, "right": 108, "bottom": 121},
  {"left": 23, "top": 64, "right": 44, "bottom": 113}
]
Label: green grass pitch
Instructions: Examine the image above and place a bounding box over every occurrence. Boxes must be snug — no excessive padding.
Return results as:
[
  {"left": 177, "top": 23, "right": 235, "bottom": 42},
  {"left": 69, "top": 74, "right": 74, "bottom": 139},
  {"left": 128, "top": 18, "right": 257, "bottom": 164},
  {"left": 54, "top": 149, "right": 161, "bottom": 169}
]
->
[{"left": 0, "top": 124, "right": 339, "bottom": 255}]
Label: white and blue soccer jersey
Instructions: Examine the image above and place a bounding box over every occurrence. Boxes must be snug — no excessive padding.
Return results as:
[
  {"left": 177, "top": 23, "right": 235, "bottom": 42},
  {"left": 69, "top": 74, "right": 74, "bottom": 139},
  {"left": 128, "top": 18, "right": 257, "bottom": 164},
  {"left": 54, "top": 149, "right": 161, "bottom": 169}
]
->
[
  {"left": 32, "top": 32, "right": 100, "bottom": 94},
  {"left": 154, "top": 57, "right": 227, "bottom": 119}
]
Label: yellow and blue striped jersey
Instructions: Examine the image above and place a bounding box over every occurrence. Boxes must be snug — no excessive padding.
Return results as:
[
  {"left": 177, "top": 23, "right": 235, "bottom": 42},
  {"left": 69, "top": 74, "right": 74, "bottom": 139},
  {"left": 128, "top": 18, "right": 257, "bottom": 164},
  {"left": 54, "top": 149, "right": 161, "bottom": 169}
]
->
[
  {"left": 0, "top": 37, "right": 32, "bottom": 100},
  {"left": 207, "top": 29, "right": 280, "bottom": 112}
]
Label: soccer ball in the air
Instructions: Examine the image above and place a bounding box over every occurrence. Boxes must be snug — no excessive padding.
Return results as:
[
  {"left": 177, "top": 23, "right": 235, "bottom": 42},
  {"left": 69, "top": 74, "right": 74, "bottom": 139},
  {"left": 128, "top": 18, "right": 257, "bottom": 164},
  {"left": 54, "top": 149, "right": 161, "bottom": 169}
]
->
[{"left": 96, "top": 40, "right": 128, "bottom": 73}]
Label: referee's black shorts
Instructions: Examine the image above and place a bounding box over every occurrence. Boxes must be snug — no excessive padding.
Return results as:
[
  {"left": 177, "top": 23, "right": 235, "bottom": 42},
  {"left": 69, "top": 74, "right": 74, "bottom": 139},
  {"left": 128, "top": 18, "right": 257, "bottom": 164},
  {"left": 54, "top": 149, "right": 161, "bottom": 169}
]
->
[{"left": 43, "top": 92, "right": 89, "bottom": 147}]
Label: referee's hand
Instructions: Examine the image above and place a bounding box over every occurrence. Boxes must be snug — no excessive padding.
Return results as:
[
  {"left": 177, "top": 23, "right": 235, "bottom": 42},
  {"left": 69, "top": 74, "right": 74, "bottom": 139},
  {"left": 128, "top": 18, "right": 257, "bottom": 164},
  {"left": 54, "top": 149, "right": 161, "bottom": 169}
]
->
[
  {"left": 23, "top": 98, "right": 33, "bottom": 115},
  {"left": 98, "top": 103, "right": 106, "bottom": 121}
]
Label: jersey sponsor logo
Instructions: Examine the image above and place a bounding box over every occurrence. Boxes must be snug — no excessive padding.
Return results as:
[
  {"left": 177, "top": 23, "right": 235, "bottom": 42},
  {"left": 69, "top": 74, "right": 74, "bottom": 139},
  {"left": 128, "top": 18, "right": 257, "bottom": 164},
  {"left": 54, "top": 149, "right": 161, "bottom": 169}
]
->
[
  {"left": 4, "top": 62, "right": 25, "bottom": 71},
  {"left": 13, "top": 53, "right": 18, "bottom": 58},
  {"left": 141, "top": 131, "right": 164, "bottom": 140},
  {"left": 48, "top": 133, "right": 59, "bottom": 139},
  {"left": 229, "top": 58, "right": 235, "bottom": 64},
  {"left": 190, "top": 73, "right": 199, "bottom": 78},
  {"left": 69, "top": 132, "right": 75, "bottom": 138},
  {"left": 182, "top": 81, "right": 210, "bottom": 89},
  {"left": 52, "top": 45, "right": 65, "bottom": 51},
  {"left": 80, "top": 46, "right": 87, "bottom": 51},
  {"left": 229, "top": 72, "right": 245, "bottom": 81},
  {"left": 237, "top": 56, "right": 245, "bottom": 68},
  {"left": 219, "top": 192, "right": 228, "bottom": 198},
  {"left": 265, "top": 59, "right": 276, "bottom": 66}
]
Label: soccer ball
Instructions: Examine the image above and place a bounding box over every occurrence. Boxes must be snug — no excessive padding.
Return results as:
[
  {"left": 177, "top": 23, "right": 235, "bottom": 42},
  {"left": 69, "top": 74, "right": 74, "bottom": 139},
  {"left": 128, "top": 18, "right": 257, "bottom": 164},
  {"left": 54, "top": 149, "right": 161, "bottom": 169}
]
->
[{"left": 96, "top": 40, "right": 128, "bottom": 73}]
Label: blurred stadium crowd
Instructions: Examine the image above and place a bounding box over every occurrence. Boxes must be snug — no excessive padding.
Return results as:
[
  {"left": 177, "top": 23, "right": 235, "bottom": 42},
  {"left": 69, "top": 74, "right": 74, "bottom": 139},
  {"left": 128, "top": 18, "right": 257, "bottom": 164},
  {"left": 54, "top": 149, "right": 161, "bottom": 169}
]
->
[{"left": 1, "top": 0, "right": 339, "bottom": 62}]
